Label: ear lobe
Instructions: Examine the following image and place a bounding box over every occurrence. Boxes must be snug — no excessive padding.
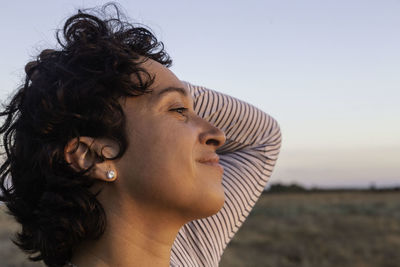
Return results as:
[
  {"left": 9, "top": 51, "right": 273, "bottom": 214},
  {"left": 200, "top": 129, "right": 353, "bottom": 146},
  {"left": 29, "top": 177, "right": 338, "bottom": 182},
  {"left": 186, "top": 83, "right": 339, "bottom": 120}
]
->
[{"left": 64, "top": 136, "right": 119, "bottom": 181}]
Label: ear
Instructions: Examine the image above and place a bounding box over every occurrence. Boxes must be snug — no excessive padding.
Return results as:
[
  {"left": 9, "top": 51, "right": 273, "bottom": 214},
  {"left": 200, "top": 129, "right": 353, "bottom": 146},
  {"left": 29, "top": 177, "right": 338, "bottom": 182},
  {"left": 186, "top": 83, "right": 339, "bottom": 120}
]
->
[{"left": 64, "top": 136, "right": 120, "bottom": 182}]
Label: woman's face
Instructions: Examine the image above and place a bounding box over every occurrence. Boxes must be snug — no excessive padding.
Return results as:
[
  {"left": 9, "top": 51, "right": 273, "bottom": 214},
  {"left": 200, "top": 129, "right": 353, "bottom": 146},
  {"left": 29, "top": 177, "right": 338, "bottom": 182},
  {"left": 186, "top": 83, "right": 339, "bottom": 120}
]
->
[{"left": 114, "top": 58, "right": 226, "bottom": 221}]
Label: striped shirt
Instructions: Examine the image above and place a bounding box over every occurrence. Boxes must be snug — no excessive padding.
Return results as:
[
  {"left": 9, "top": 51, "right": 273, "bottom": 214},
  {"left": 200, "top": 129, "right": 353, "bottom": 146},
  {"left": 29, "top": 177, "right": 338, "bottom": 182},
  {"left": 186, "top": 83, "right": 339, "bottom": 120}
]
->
[{"left": 170, "top": 82, "right": 282, "bottom": 267}]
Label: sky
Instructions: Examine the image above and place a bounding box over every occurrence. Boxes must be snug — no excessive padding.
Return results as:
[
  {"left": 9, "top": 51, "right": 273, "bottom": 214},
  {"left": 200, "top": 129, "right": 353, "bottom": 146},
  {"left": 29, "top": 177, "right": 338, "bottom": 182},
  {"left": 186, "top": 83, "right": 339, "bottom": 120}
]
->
[{"left": 0, "top": 0, "right": 399, "bottom": 188}]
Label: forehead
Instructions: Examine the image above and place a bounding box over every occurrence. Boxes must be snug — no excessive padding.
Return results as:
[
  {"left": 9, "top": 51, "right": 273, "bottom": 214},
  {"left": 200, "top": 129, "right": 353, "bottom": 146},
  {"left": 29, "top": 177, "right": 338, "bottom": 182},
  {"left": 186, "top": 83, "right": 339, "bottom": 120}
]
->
[
  {"left": 132, "top": 58, "right": 191, "bottom": 103},
  {"left": 149, "top": 86, "right": 189, "bottom": 104}
]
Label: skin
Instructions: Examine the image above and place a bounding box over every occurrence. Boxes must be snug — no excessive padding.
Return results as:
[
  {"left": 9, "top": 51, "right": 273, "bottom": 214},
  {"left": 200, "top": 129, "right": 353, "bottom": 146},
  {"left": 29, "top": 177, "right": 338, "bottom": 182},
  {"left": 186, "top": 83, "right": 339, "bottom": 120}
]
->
[{"left": 65, "top": 58, "right": 226, "bottom": 266}]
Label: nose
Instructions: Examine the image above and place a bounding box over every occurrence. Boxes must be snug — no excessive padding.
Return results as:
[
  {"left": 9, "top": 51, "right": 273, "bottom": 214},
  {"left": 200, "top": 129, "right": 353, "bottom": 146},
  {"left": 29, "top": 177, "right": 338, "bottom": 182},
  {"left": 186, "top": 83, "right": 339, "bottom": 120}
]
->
[{"left": 199, "top": 121, "right": 226, "bottom": 150}]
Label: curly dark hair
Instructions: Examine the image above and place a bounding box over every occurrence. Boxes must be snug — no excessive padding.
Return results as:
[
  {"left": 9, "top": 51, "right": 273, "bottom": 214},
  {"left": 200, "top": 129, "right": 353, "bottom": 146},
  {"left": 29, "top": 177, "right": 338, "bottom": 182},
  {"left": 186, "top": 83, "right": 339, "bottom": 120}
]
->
[{"left": 0, "top": 3, "right": 172, "bottom": 266}]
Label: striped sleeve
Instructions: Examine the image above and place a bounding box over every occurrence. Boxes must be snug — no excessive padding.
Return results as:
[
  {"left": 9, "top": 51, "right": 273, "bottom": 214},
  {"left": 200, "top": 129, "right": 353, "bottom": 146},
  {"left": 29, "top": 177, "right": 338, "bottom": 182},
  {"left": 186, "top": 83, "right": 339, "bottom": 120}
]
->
[{"left": 170, "top": 82, "right": 282, "bottom": 267}]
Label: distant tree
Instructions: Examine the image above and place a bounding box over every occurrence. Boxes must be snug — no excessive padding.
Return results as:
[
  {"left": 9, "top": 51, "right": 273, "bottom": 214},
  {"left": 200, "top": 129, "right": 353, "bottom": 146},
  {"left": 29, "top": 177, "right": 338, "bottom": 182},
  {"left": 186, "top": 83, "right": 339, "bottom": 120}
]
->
[
  {"left": 268, "top": 183, "right": 307, "bottom": 193},
  {"left": 369, "top": 182, "right": 377, "bottom": 191}
]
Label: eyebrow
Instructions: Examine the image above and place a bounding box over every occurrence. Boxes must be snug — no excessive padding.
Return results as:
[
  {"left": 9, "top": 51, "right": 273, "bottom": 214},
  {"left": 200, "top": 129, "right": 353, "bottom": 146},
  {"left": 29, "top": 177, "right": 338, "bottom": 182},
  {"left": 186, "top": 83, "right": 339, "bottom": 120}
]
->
[{"left": 151, "top": 86, "right": 189, "bottom": 103}]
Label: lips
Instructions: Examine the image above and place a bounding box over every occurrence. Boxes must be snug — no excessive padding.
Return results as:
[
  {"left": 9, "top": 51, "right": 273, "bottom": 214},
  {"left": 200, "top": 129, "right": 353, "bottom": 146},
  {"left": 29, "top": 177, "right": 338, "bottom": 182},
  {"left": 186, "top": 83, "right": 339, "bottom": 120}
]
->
[
  {"left": 197, "top": 154, "right": 224, "bottom": 174},
  {"left": 197, "top": 154, "right": 220, "bottom": 164}
]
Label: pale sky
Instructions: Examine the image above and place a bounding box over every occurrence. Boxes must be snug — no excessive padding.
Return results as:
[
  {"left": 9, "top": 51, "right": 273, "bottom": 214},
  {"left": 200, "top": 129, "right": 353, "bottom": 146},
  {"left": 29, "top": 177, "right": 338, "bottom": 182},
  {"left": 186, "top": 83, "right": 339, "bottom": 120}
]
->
[{"left": 1, "top": 0, "right": 399, "bottom": 188}]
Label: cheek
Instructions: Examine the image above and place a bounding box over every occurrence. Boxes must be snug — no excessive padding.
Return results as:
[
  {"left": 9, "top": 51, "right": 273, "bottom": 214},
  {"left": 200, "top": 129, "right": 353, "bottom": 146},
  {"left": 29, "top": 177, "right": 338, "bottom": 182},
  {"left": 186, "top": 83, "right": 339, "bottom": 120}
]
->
[{"left": 118, "top": 121, "right": 196, "bottom": 199}]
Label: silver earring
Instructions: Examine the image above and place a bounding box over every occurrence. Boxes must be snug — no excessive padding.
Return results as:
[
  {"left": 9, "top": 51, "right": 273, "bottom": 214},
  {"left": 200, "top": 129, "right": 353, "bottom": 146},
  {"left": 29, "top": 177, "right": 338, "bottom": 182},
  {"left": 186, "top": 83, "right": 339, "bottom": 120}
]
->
[{"left": 106, "top": 170, "right": 116, "bottom": 180}]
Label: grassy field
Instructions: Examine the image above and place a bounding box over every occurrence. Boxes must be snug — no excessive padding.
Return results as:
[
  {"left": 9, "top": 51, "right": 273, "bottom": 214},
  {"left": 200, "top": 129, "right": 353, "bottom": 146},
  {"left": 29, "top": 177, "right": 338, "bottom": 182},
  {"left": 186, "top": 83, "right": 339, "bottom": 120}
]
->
[
  {"left": 1, "top": 191, "right": 400, "bottom": 267},
  {"left": 220, "top": 191, "right": 400, "bottom": 267}
]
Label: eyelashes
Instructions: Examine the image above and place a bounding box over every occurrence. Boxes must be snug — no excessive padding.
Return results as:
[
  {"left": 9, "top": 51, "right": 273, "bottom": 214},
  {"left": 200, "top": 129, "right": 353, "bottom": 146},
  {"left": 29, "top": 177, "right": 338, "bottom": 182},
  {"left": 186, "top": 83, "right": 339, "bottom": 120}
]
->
[{"left": 171, "top": 107, "right": 189, "bottom": 116}]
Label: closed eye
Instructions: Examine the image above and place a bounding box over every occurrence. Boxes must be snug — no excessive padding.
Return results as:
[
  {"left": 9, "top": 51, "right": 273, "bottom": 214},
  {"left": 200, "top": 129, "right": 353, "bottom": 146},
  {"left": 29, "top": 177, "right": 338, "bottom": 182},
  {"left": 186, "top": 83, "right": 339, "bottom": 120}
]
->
[{"left": 171, "top": 107, "right": 188, "bottom": 115}]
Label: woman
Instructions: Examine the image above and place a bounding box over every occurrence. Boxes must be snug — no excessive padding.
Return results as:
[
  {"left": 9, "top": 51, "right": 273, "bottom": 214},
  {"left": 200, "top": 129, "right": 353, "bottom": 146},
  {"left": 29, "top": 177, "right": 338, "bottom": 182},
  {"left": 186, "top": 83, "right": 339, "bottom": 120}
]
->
[{"left": 0, "top": 4, "right": 281, "bottom": 267}]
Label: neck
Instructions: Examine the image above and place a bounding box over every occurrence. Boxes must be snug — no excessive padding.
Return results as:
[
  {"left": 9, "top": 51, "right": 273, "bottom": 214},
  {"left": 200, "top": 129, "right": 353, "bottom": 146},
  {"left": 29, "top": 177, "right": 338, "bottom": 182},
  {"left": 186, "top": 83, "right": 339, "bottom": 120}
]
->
[{"left": 71, "top": 190, "right": 186, "bottom": 267}]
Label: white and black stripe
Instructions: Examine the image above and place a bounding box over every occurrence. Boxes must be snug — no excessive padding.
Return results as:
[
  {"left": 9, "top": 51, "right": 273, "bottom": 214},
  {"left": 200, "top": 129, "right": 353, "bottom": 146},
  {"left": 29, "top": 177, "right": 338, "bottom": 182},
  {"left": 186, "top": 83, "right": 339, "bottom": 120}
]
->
[{"left": 170, "top": 82, "right": 282, "bottom": 267}]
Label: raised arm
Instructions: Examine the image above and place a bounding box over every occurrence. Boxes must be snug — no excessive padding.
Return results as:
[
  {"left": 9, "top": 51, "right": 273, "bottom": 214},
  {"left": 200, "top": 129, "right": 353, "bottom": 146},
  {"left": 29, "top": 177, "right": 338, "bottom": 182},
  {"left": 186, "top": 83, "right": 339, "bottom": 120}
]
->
[{"left": 170, "top": 81, "right": 282, "bottom": 266}]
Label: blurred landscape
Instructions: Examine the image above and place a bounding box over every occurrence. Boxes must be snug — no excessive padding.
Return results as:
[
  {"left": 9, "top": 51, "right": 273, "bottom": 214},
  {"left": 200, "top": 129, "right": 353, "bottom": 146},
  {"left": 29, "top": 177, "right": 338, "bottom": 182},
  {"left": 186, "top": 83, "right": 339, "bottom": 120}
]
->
[
  {"left": 220, "top": 185, "right": 400, "bottom": 267},
  {"left": 1, "top": 184, "right": 399, "bottom": 267}
]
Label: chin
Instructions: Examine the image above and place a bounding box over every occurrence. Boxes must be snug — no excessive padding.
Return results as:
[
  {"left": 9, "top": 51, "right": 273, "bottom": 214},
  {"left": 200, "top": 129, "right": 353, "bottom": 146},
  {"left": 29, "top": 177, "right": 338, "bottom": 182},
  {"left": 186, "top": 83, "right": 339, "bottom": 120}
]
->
[
  {"left": 208, "top": 196, "right": 225, "bottom": 217},
  {"left": 194, "top": 186, "right": 226, "bottom": 219}
]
